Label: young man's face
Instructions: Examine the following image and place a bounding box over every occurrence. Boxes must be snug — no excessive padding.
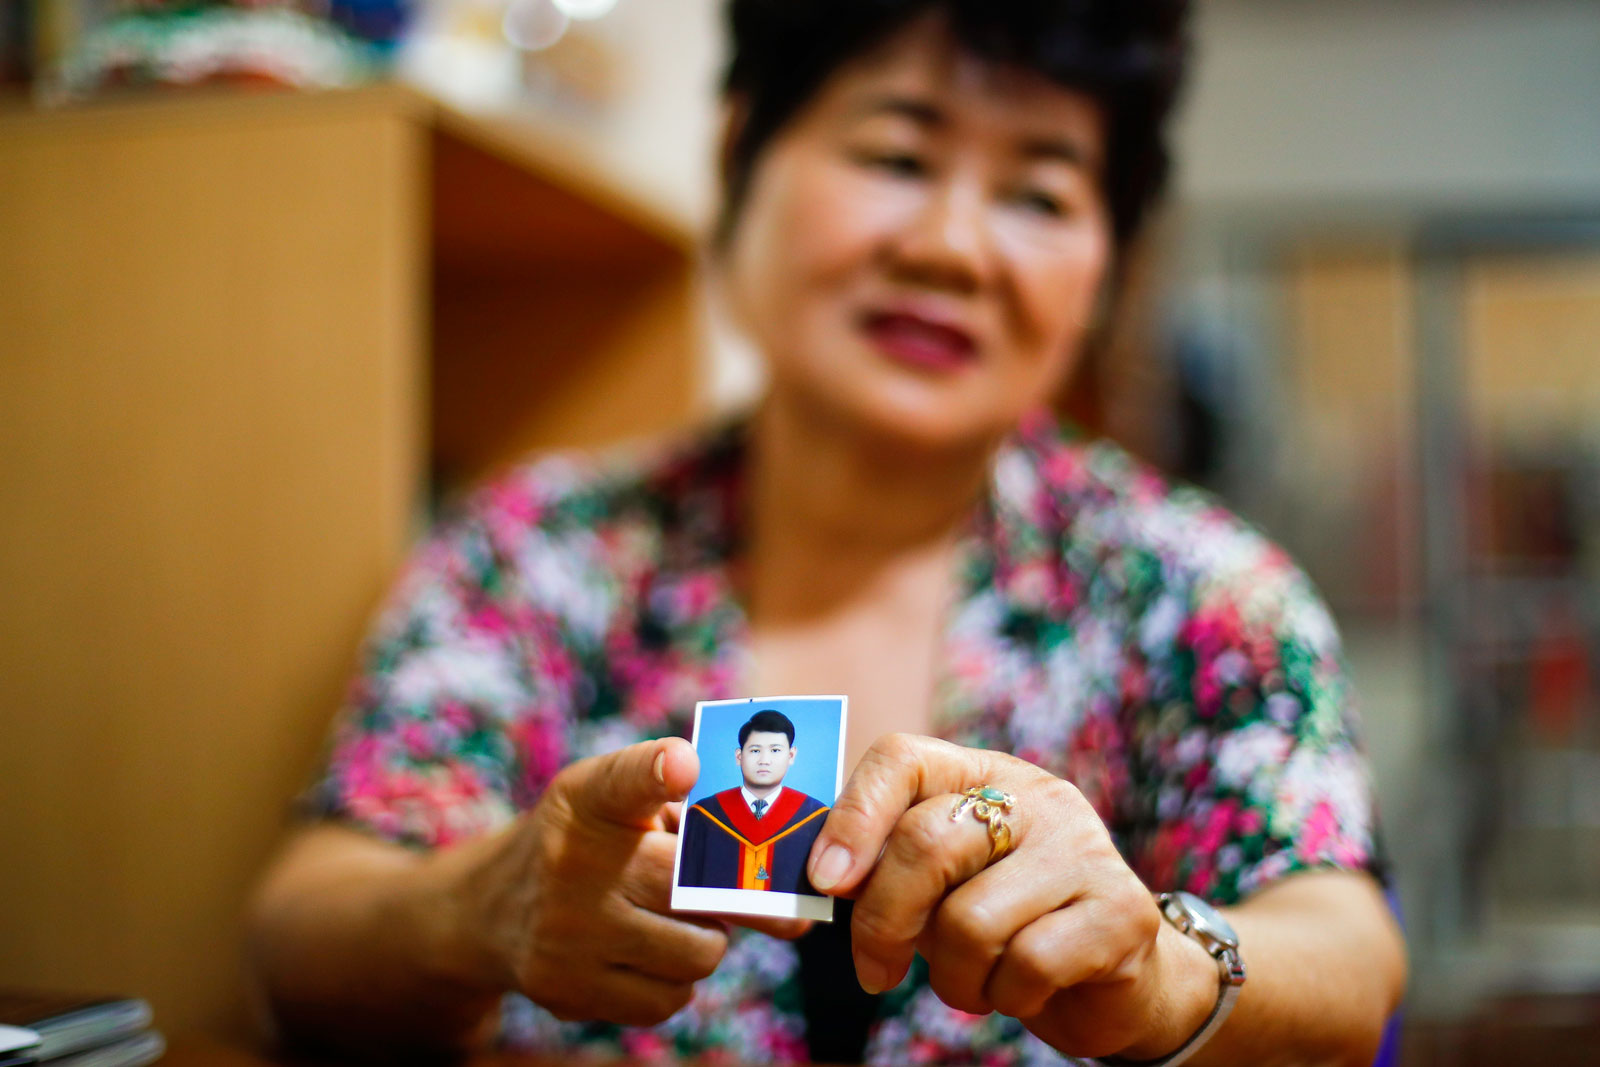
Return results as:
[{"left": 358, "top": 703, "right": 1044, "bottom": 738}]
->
[{"left": 736, "top": 731, "right": 797, "bottom": 790}]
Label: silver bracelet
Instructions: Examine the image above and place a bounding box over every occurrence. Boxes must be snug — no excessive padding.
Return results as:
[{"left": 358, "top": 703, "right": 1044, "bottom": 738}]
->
[{"left": 1093, "top": 891, "right": 1247, "bottom": 1067}]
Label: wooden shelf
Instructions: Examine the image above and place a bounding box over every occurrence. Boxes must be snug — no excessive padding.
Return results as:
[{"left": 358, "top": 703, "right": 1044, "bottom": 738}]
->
[{"left": 0, "top": 84, "right": 701, "bottom": 1036}]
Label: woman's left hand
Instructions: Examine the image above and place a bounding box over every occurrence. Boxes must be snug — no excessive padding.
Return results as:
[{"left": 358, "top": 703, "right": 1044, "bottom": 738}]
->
[{"left": 805, "top": 733, "right": 1217, "bottom": 1061}]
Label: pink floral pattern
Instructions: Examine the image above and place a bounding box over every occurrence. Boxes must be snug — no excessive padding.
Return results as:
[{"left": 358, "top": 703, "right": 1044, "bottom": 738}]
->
[{"left": 304, "top": 410, "right": 1384, "bottom": 1064}]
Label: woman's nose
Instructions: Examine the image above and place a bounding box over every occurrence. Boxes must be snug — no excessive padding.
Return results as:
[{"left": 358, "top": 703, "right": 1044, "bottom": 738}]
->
[{"left": 884, "top": 177, "right": 994, "bottom": 294}]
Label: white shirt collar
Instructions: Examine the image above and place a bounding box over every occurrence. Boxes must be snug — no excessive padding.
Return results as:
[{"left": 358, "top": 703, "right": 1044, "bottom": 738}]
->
[{"left": 741, "top": 784, "right": 782, "bottom": 815}]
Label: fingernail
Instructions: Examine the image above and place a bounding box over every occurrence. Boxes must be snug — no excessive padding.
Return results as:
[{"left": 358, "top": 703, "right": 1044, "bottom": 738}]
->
[
  {"left": 652, "top": 750, "right": 667, "bottom": 785},
  {"left": 810, "top": 844, "right": 851, "bottom": 891},
  {"left": 855, "top": 954, "right": 889, "bottom": 995}
]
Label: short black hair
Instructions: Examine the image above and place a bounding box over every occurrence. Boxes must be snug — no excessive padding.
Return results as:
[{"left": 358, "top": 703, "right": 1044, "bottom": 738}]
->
[
  {"left": 718, "top": 0, "right": 1191, "bottom": 250},
  {"left": 738, "top": 709, "right": 796, "bottom": 746}
]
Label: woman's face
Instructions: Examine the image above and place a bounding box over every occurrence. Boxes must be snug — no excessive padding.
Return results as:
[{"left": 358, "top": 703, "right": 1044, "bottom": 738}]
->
[{"left": 722, "top": 15, "right": 1112, "bottom": 452}]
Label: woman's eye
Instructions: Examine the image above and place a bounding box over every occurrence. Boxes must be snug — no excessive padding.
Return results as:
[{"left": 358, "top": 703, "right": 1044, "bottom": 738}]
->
[
  {"left": 1013, "top": 189, "right": 1067, "bottom": 217},
  {"left": 854, "top": 150, "right": 926, "bottom": 178}
]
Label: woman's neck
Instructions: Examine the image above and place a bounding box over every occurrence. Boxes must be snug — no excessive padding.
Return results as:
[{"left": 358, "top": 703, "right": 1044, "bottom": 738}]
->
[{"left": 740, "top": 395, "right": 998, "bottom": 624}]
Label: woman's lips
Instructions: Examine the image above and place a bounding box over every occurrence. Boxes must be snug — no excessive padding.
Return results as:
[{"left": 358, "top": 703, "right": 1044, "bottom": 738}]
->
[{"left": 859, "top": 311, "right": 978, "bottom": 372}]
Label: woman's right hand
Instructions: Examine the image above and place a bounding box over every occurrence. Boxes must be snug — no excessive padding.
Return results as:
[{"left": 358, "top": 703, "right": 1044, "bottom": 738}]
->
[{"left": 453, "top": 736, "right": 801, "bottom": 1026}]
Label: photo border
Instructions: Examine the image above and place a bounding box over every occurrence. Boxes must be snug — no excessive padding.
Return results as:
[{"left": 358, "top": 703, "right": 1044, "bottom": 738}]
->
[{"left": 670, "top": 694, "right": 847, "bottom": 923}]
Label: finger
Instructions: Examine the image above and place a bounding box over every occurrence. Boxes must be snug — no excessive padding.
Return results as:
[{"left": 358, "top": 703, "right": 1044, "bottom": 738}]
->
[
  {"left": 600, "top": 898, "right": 729, "bottom": 984},
  {"left": 984, "top": 899, "right": 1148, "bottom": 1022},
  {"left": 543, "top": 965, "right": 696, "bottom": 1028},
  {"left": 848, "top": 794, "right": 993, "bottom": 993},
  {"left": 923, "top": 858, "right": 1078, "bottom": 1014},
  {"left": 808, "top": 733, "right": 998, "bottom": 896},
  {"left": 560, "top": 736, "right": 699, "bottom": 829},
  {"left": 623, "top": 829, "right": 705, "bottom": 913},
  {"left": 661, "top": 800, "right": 684, "bottom": 834},
  {"left": 726, "top": 915, "right": 814, "bottom": 940}
]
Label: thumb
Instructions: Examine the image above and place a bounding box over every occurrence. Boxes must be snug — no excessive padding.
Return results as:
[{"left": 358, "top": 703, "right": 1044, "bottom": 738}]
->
[{"left": 561, "top": 736, "right": 699, "bottom": 829}]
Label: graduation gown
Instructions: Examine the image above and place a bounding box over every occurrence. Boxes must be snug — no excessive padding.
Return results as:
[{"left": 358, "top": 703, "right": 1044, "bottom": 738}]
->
[{"left": 679, "top": 788, "right": 830, "bottom": 896}]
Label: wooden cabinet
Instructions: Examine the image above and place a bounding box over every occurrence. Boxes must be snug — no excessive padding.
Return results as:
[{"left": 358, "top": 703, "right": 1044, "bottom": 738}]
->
[{"left": 0, "top": 86, "right": 699, "bottom": 1036}]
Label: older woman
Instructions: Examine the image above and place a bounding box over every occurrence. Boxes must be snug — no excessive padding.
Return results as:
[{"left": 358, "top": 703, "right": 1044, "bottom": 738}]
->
[{"left": 247, "top": 2, "right": 1406, "bottom": 1064}]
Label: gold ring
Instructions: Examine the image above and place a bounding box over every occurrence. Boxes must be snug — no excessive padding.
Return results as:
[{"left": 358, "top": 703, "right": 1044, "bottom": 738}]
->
[{"left": 951, "top": 785, "right": 1016, "bottom": 863}]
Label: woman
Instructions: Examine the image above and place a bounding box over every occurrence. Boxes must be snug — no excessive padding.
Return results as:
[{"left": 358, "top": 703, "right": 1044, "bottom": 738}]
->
[{"left": 247, "top": 2, "right": 1407, "bottom": 1064}]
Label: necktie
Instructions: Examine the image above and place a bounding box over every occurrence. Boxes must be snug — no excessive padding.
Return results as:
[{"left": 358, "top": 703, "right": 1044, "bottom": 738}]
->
[{"left": 752, "top": 798, "right": 768, "bottom": 819}]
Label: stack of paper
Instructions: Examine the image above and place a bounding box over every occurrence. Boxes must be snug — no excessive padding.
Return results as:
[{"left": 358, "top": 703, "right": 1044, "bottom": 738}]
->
[{"left": 0, "top": 993, "right": 164, "bottom": 1067}]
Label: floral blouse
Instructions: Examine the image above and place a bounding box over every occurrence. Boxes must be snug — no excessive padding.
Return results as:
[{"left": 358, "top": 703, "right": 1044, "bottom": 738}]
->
[{"left": 303, "top": 409, "right": 1384, "bottom": 1066}]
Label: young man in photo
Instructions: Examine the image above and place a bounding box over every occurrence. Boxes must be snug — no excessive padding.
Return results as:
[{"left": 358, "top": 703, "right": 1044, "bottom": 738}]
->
[{"left": 679, "top": 710, "right": 830, "bottom": 896}]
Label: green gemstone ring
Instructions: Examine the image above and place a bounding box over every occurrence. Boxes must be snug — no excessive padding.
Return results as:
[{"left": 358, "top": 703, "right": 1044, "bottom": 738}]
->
[{"left": 952, "top": 784, "right": 1017, "bottom": 863}]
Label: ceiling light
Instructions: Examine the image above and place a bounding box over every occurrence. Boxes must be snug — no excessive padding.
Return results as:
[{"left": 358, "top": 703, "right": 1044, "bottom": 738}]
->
[
  {"left": 503, "top": 0, "right": 569, "bottom": 51},
  {"left": 551, "top": 0, "right": 619, "bottom": 20}
]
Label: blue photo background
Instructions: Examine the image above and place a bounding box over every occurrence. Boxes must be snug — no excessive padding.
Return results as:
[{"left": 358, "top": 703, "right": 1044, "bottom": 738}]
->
[{"left": 687, "top": 696, "right": 845, "bottom": 808}]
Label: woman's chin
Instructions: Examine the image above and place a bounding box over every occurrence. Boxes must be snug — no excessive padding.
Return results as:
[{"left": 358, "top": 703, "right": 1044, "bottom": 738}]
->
[
  {"left": 827, "top": 384, "right": 1012, "bottom": 457},
  {"left": 764, "top": 354, "right": 1025, "bottom": 456}
]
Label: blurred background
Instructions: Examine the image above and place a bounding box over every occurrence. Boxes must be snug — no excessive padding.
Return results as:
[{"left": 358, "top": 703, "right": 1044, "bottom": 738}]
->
[{"left": 2, "top": 0, "right": 1597, "bottom": 1062}]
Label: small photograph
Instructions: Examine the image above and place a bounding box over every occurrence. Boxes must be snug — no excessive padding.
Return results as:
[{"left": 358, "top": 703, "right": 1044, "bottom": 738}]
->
[{"left": 671, "top": 695, "right": 847, "bottom": 923}]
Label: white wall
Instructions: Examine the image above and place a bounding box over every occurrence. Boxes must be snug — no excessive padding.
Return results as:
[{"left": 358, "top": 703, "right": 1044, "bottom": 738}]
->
[
  {"left": 1176, "top": 0, "right": 1600, "bottom": 210},
  {"left": 577, "top": 0, "right": 723, "bottom": 227}
]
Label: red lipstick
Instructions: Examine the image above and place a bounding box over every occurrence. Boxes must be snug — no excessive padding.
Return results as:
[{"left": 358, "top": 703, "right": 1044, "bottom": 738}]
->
[{"left": 859, "top": 306, "right": 978, "bottom": 372}]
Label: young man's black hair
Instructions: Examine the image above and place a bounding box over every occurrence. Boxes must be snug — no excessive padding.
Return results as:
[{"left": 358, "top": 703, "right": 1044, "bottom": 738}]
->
[{"left": 738, "top": 708, "right": 795, "bottom": 747}]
